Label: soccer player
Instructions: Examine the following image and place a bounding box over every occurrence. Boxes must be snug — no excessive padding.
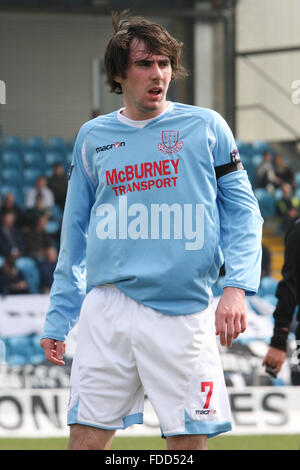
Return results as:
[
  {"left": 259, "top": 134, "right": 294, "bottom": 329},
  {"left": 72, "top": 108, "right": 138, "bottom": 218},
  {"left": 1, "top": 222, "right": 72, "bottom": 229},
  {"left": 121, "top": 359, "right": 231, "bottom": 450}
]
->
[
  {"left": 40, "top": 12, "right": 263, "bottom": 450},
  {"left": 263, "top": 218, "right": 300, "bottom": 378}
]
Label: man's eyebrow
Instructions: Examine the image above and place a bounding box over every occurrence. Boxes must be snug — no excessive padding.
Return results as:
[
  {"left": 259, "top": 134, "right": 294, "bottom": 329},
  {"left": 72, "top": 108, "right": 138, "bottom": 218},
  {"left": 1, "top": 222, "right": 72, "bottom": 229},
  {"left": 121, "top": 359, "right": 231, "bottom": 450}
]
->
[{"left": 134, "top": 57, "right": 170, "bottom": 64}]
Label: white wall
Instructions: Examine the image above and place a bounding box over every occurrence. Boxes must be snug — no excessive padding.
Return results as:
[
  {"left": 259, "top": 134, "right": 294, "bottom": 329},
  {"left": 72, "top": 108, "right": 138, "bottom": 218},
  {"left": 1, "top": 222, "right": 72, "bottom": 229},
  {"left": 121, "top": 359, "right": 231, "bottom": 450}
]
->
[{"left": 236, "top": 0, "right": 300, "bottom": 142}]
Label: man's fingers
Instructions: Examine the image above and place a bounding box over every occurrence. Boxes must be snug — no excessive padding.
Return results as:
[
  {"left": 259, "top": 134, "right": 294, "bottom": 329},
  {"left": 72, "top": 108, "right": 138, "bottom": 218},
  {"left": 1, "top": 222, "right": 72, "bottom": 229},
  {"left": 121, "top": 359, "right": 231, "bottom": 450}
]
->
[
  {"left": 40, "top": 338, "right": 65, "bottom": 366},
  {"left": 216, "top": 311, "right": 246, "bottom": 347}
]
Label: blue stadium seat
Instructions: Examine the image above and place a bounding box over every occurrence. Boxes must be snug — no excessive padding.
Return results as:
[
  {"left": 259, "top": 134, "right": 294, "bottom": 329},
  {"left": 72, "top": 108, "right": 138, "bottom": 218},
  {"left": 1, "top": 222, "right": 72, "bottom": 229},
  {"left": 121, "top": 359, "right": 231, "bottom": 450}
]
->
[
  {"left": 5, "top": 335, "right": 33, "bottom": 366},
  {"left": 26, "top": 136, "right": 45, "bottom": 153},
  {"left": 1, "top": 167, "right": 23, "bottom": 186},
  {"left": 1, "top": 150, "right": 23, "bottom": 169},
  {"left": 258, "top": 276, "right": 278, "bottom": 297},
  {"left": 15, "top": 257, "right": 40, "bottom": 293},
  {"left": 252, "top": 140, "right": 273, "bottom": 154},
  {"left": 236, "top": 140, "right": 253, "bottom": 157},
  {"left": 295, "top": 171, "right": 300, "bottom": 188},
  {"left": 45, "top": 219, "right": 60, "bottom": 234},
  {"left": 23, "top": 150, "right": 46, "bottom": 170},
  {"left": 64, "top": 151, "right": 73, "bottom": 170},
  {"left": 23, "top": 167, "right": 43, "bottom": 186},
  {"left": 67, "top": 138, "right": 76, "bottom": 152},
  {"left": 51, "top": 204, "right": 63, "bottom": 222},
  {"left": 47, "top": 136, "right": 67, "bottom": 153},
  {"left": 30, "top": 334, "right": 45, "bottom": 364},
  {"left": 274, "top": 188, "right": 283, "bottom": 200},
  {"left": 254, "top": 188, "right": 276, "bottom": 217},
  {"left": 252, "top": 154, "right": 263, "bottom": 167},
  {"left": 45, "top": 151, "right": 65, "bottom": 168},
  {"left": 5, "top": 135, "right": 24, "bottom": 153},
  {"left": 295, "top": 187, "right": 300, "bottom": 199}
]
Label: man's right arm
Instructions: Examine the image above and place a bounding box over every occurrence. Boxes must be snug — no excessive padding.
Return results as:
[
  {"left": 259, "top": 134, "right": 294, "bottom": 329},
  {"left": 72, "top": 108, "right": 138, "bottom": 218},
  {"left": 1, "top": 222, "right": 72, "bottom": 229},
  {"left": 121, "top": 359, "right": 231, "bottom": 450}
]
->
[{"left": 40, "top": 130, "right": 96, "bottom": 349}]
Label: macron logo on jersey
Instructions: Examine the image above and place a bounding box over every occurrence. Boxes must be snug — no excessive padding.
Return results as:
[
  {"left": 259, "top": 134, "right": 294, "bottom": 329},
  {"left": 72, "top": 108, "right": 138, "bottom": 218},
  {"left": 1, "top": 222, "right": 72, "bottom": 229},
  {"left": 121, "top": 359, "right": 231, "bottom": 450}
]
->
[{"left": 96, "top": 141, "right": 125, "bottom": 153}]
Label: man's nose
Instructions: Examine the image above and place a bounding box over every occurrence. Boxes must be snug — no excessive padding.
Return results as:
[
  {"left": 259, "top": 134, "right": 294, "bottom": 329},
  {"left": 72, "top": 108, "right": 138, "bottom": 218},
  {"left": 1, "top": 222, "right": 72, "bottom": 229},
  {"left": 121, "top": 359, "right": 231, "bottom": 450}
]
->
[{"left": 150, "top": 62, "right": 163, "bottom": 79}]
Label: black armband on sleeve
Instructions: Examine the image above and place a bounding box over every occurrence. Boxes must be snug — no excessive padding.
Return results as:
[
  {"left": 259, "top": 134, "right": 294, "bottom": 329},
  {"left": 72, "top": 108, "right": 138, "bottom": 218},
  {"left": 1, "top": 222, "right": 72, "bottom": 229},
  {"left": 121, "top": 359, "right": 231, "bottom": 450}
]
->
[
  {"left": 270, "top": 327, "right": 289, "bottom": 352},
  {"left": 214, "top": 161, "right": 244, "bottom": 180}
]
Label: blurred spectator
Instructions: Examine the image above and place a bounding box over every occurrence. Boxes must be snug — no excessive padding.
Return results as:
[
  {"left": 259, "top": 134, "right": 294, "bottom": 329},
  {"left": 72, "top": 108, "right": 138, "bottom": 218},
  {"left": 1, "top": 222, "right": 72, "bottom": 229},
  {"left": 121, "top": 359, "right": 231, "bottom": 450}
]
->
[
  {"left": 47, "top": 163, "right": 68, "bottom": 210},
  {"left": 25, "top": 176, "right": 55, "bottom": 210},
  {"left": 276, "top": 182, "right": 300, "bottom": 232},
  {"left": 38, "top": 246, "right": 58, "bottom": 293},
  {"left": 261, "top": 244, "right": 271, "bottom": 278},
  {"left": 24, "top": 192, "right": 51, "bottom": 229},
  {"left": 256, "top": 151, "right": 277, "bottom": 193},
  {"left": 273, "top": 153, "right": 296, "bottom": 190},
  {"left": 0, "top": 255, "right": 29, "bottom": 295},
  {"left": 24, "top": 215, "right": 54, "bottom": 261},
  {"left": 0, "top": 211, "right": 26, "bottom": 257},
  {"left": 0, "top": 192, "right": 24, "bottom": 227}
]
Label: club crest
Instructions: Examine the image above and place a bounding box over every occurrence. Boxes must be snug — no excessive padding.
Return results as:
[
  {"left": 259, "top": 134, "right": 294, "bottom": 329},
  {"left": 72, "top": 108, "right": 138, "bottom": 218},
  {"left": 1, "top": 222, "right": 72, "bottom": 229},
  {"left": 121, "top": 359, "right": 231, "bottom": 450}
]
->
[{"left": 158, "top": 130, "right": 183, "bottom": 155}]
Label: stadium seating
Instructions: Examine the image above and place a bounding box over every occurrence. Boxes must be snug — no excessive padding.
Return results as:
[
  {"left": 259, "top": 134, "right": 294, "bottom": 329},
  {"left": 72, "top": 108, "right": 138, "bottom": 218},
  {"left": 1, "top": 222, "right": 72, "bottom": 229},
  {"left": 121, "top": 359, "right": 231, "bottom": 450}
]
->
[
  {"left": 0, "top": 184, "right": 24, "bottom": 208},
  {"left": 1, "top": 167, "right": 23, "bottom": 186},
  {"left": 15, "top": 257, "right": 40, "bottom": 294},
  {"left": 254, "top": 188, "right": 276, "bottom": 218},
  {"left": 4, "top": 335, "right": 33, "bottom": 366},
  {"left": 1, "top": 150, "right": 23, "bottom": 170},
  {"left": 47, "top": 136, "right": 67, "bottom": 154},
  {"left": 295, "top": 171, "right": 300, "bottom": 188},
  {"left": 251, "top": 140, "right": 273, "bottom": 155},
  {"left": 4, "top": 135, "right": 24, "bottom": 154},
  {"left": 257, "top": 276, "right": 278, "bottom": 298},
  {"left": 45, "top": 151, "right": 65, "bottom": 169},
  {"left": 23, "top": 151, "right": 46, "bottom": 171},
  {"left": 3, "top": 333, "right": 45, "bottom": 366},
  {"left": 26, "top": 136, "right": 46, "bottom": 154},
  {"left": 23, "top": 167, "right": 44, "bottom": 186}
]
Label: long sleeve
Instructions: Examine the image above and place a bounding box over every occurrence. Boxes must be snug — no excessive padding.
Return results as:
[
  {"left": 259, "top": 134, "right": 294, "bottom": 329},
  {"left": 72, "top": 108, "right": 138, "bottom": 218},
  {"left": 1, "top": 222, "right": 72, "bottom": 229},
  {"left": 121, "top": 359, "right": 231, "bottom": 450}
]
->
[
  {"left": 40, "top": 131, "right": 96, "bottom": 342},
  {"left": 208, "top": 110, "right": 263, "bottom": 295},
  {"left": 217, "top": 170, "right": 263, "bottom": 295}
]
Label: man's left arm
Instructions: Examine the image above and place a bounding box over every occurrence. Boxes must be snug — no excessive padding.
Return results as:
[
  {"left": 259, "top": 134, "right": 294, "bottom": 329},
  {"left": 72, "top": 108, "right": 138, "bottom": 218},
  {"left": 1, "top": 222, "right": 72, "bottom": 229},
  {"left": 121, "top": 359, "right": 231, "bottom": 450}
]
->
[{"left": 216, "top": 169, "right": 263, "bottom": 346}]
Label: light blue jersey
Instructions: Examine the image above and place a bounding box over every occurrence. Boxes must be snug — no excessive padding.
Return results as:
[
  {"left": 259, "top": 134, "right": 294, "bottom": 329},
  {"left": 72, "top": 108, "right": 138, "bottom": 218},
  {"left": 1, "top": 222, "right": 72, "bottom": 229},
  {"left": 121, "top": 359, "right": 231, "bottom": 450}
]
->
[{"left": 41, "top": 102, "right": 263, "bottom": 342}]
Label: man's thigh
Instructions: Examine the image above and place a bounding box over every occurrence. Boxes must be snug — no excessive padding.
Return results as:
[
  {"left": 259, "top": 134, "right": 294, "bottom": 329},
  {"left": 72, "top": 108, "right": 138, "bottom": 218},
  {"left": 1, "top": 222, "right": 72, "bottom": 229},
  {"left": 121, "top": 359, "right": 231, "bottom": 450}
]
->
[{"left": 68, "top": 424, "right": 116, "bottom": 450}]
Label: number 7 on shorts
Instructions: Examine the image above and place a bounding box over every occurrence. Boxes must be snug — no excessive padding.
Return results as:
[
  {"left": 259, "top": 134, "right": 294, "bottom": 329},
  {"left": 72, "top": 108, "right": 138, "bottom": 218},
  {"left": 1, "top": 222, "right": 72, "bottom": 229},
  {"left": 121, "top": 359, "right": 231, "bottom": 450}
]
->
[{"left": 201, "top": 381, "right": 213, "bottom": 409}]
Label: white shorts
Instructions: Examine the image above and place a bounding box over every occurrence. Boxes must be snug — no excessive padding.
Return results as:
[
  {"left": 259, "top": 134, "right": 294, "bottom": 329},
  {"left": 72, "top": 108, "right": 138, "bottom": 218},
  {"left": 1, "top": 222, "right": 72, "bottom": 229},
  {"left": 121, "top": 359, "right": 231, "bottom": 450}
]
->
[{"left": 67, "top": 286, "right": 232, "bottom": 437}]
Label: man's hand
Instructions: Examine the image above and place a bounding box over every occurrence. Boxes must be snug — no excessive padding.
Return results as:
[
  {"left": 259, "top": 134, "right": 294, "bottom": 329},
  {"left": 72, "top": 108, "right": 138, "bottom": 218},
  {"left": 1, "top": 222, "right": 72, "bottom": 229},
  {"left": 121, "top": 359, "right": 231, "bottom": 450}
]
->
[
  {"left": 215, "top": 286, "right": 247, "bottom": 347},
  {"left": 262, "top": 346, "right": 286, "bottom": 376},
  {"left": 40, "top": 338, "right": 66, "bottom": 366}
]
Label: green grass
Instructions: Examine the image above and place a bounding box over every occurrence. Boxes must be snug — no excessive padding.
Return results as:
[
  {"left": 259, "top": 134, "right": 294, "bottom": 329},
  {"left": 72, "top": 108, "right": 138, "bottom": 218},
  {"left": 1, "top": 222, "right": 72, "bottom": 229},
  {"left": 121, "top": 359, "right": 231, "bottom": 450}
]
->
[{"left": 0, "top": 434, "right": 299, "bottom": 450}]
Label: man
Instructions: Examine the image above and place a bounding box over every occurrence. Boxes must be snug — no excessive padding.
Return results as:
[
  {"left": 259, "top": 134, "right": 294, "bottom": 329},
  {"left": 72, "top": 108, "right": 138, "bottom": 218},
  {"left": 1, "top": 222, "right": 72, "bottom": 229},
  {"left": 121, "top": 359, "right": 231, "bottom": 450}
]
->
[
  {"left": 47, "top": 163, "right": 68, "bottom": 210},
  {"left": 276, "top": 182, "right": 300, "bottom": 233},
  {"left": 25, "top": 175, "right": 55, "bottom": 210},
  {"left": 256, "top": 150, "right": 277, "bottom": 194},
  {"left": 0, "top": 211, "right": 26, "bottom": 258},
  {"left": 263, "top": 218, "right": 300, "bottom": 378},
  {"left": 40, "top": 12, "right": 263, "bottom": 450}
]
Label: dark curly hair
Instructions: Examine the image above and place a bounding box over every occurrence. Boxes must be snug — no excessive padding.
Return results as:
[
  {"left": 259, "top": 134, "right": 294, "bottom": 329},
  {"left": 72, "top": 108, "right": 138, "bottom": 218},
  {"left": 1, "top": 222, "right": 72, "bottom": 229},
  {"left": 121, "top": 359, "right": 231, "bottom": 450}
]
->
[{"left": 104, "top": 10, "right": 188, "bottom": 95}]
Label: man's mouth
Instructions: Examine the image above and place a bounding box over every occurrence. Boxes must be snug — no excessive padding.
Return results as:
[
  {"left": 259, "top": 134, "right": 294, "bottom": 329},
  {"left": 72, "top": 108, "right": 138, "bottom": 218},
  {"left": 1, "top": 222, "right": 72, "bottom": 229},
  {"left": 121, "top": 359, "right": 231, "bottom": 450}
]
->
[{"left": 148, "top": 87, "right": 162, "bottom": 96}]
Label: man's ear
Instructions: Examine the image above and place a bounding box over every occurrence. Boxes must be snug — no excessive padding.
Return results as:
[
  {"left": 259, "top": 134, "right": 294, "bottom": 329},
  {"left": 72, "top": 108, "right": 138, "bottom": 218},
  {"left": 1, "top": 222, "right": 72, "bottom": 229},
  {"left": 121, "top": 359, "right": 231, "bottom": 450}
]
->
[{"left": 114, "top": 75, "right": 122, "bottom": 85}]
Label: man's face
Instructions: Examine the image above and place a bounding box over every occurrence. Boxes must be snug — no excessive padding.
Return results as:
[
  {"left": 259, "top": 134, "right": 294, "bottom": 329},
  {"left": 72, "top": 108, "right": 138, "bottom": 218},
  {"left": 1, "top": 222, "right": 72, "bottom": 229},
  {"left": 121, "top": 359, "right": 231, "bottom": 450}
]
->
[{"left": 114, "top": 38, "right": 172, "bottom": 120}]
